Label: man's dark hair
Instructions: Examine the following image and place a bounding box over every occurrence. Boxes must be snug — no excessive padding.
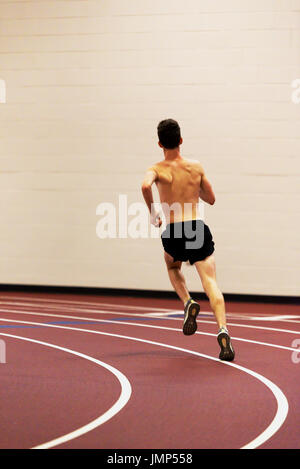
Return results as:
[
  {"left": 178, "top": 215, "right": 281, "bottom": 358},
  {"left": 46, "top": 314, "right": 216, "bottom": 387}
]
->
[{"left": 157, "top": 119, "right": 181, "bottom": 149}]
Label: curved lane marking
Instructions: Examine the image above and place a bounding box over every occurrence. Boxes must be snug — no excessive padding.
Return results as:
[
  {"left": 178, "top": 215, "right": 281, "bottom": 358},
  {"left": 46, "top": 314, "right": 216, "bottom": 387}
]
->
[{"left": 0, "top": 332, "right": 132, "bottom": 449}]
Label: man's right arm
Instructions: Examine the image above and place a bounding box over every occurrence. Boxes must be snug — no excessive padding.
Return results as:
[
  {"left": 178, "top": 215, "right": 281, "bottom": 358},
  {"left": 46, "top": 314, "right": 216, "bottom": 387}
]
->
[{"left": 141, "top": 166, "right": 162, "bottom": 227}]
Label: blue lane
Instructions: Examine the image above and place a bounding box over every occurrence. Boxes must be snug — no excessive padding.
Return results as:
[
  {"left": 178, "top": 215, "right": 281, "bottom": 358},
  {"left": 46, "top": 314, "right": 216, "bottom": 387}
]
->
[{"left": 0, "top": 316, "right": 165, "bottom": 330}]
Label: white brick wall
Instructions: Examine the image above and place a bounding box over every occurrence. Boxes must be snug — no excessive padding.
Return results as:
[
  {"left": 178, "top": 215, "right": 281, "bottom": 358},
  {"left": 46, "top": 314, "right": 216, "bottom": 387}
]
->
[{"left": 0, "top": 0, "right": 299, "bottom": 295}]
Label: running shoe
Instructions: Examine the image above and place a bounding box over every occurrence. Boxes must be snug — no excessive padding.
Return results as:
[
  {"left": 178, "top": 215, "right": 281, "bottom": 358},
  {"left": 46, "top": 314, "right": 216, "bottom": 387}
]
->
[
  {"left": 183, "top": 299, "right": 200, "bottom": 336},
  {"left": 217, "top": 327, "right": 235, "bottom": 361}
]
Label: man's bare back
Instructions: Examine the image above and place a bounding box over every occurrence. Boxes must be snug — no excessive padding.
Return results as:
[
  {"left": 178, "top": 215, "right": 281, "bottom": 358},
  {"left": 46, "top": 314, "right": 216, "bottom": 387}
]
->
[
  {"left": 143, "top": 156, "right": 215, "bottom": 225},
  {"left": 150, "top": 157, "right": 204, "bottom": 224}
]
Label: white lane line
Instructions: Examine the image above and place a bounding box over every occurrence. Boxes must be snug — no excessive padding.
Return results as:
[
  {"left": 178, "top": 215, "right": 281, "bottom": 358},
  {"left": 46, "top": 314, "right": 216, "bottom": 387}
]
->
[
  {"left": 161, "top": 309, "right": 300, "bottom": 323},
  {"left": 161, "top": 314, "right": 300, "bottom": 335},
  {"left": 0, "top": 298, "right": 171, "bottom": 312},
  {"left": 248, "top": 315, "right": 299, "bottom": 321},
  {"left": 0, "top": 303, "right": 166, "bottom": 318},
  {"left": 0, "top": 315, "right": 298, "bottom": 354},
  {"left": 1, "top": 306, "right": 300, "bottom": 337},
  {"left": 166, "top": 310, "right": 300, "bottom": 323},
  {"left": 196, "top": 319, "right": 300, "bottom": 335},
  {"left": 0, "top": 319, "right": 289, "bottom": 449},
  {"left": 246, "top": 315, "right": 300, "bottom": 323},
  {"left": 143, "top": 311, "right": 211, "bottom": 317},
  {"left": 0, "top": 332, "right": 132, "bottom": 449}
]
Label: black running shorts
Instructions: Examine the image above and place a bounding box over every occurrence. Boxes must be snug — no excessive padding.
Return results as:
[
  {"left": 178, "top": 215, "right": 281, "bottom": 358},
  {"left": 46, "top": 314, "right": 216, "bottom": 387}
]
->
[{"left": 161, "top": 219, "right": 215, "bottom": 265}]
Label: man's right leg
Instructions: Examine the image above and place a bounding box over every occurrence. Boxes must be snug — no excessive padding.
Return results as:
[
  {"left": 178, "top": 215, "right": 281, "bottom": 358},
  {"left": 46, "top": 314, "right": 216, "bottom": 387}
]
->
[
  {"left": 164, "top": 251, "right": 200, "bottom": 335},
  {"left": 164, "top": 251, "right": 189, "bottom": 304}
]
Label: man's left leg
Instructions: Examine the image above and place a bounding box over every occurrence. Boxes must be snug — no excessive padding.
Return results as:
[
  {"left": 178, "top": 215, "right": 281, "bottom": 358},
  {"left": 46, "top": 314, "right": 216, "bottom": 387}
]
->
[
  {"left": 194, "top": 255, "right": 235, "bottom": 361},
  {"left": 164, "top": 251, "right": 188, "bottom": 303},
  {"left": 164, "top": 251, "right": 200, "bottom": 335}
]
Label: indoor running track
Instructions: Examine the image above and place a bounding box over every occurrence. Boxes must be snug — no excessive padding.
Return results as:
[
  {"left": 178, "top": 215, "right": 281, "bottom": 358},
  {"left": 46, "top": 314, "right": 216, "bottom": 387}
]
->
[{"left": 0, "top": 291, "right": 299, "bottom": 449}]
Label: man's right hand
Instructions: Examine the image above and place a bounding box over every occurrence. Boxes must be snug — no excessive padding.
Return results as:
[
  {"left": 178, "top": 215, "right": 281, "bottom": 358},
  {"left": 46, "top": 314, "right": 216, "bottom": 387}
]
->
[{"left": 150, "top": 211, "right": 162, "bottom": 227}]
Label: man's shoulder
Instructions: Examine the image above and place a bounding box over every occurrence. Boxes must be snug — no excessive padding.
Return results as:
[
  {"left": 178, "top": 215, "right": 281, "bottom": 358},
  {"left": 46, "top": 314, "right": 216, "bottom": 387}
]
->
[
  {"left": 147, "top": 160, "right": 166, "bottom": 173},
  {"left": 183, "top": 158, "right": 204, "bottom": 173}
]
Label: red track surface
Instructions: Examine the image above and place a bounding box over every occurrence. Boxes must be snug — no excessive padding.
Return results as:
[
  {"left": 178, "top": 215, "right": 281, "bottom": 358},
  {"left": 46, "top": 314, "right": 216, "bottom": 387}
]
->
[{"left": 0, "top": 291, "right": 299, "bottom": 449}]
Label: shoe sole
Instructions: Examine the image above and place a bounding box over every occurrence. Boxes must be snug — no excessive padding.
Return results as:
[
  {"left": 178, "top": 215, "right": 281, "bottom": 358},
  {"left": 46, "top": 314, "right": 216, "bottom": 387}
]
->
[
  {"left": 217, "top": 332, "right": 235, "bottom": 361},
  {"left": 183, "top": 303, "right": 200, "bottom": 336}
]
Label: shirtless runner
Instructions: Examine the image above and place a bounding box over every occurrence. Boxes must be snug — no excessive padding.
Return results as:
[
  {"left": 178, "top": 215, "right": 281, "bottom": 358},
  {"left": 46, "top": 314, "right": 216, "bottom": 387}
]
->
[{"left": 141, "top": 119, "right": 235, "bottom": 361}]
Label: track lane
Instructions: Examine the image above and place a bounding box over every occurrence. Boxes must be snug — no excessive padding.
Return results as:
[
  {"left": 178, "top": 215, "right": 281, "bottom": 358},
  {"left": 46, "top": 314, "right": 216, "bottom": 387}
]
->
[{"left": 0, "top": 294, "right": 299, "bottom": 449}]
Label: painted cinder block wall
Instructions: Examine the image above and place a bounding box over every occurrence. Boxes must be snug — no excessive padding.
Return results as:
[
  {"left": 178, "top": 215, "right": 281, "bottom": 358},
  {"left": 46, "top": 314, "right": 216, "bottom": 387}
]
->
[{"left": 0, "top": 0, "right": 299, "bottom": 295}]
